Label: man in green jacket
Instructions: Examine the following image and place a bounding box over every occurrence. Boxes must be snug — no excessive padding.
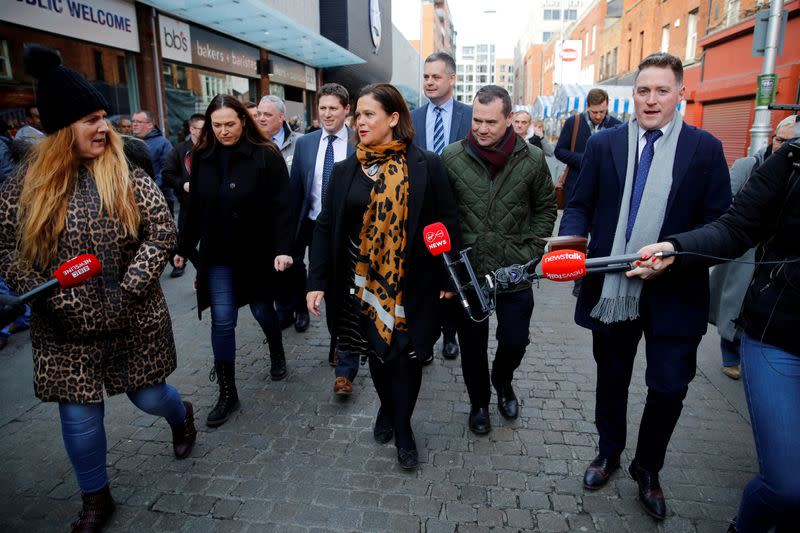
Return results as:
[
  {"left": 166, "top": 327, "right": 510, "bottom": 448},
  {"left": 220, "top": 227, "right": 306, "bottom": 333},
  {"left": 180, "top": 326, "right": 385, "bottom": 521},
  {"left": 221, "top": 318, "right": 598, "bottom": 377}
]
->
[{"left": 441, "top": 85, "right": 557, "bottom": 435}]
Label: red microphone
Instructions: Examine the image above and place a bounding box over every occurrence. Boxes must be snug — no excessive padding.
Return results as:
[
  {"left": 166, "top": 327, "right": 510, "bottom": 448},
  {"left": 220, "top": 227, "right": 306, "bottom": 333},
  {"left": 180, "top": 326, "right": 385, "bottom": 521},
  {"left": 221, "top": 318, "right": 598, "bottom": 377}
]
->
[
  {"left": 18, "top": 254, "right": 102, "bottom": 303},
  {"left": 423, "top": 222, "right": 475, "bottom": 314},
  {"left": 540, "top": 250, "right": 587, "bottom": 281}
]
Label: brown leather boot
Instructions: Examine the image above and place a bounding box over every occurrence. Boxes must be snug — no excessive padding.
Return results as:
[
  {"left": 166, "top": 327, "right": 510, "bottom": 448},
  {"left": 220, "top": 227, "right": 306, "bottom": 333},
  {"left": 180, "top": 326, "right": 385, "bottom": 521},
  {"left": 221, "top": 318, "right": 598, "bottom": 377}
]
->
[
  {"left": 71, "top": 484, "right": 115, "bottom": 533},
  {"left": 170, "top": 401, "right": 197, "bottom": 459}
]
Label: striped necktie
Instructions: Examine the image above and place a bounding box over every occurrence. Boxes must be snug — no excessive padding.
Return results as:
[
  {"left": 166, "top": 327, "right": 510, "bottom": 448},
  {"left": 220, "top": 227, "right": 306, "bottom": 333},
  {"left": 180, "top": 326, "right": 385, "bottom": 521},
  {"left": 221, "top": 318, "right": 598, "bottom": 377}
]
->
[{"left": 433, "top": 106, "right": 445, "bottom": 155}]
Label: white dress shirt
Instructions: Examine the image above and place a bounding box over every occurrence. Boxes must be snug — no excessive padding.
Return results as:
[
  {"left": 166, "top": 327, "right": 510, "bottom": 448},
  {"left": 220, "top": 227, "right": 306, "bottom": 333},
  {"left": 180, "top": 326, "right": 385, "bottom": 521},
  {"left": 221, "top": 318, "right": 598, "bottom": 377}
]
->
[
  {"left": 425, "top": 97, "right": 454, "bottom": 151},
  {"left": 636, "top": 120, "right": 673, "bottom": 162},
  {"left": 309, "top": 125, "right": 349, "bottom": 220}
]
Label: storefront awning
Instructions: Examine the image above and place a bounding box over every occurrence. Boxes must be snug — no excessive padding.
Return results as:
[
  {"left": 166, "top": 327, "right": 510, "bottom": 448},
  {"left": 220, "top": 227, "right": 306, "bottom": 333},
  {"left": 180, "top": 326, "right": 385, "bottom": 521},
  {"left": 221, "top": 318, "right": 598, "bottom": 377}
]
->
[
  {"left": 138, "top": 0, "right": 365, "bottom": 68},
  {"left": 533, "top": 96, "right": 554, "bottom": 119}
]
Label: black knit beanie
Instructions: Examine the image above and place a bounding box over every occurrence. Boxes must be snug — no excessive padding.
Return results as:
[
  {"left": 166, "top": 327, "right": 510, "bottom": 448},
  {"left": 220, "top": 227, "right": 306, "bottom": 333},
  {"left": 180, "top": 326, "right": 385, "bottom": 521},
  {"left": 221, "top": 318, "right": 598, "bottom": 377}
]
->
[{"left": 22, "top": 45, "right": 109, "bottom": 134}]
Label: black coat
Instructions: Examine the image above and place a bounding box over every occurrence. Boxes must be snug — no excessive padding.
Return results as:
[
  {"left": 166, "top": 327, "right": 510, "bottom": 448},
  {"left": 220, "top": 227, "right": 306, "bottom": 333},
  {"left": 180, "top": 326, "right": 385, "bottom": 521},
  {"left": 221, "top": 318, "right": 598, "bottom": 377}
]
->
[
  {"left": 308, "top": 144, "right": 462, "bottom": 354},
  {"left": 671, "top": 143, "right": 800, "bottom": 355},
  {"left": 178, "top": 140, "right": 292, "bottom": 318},
  {"left": 555, "top": 113, "right": 622, "bottom": 201},
  {"left": 162, "top": 139, "right": 193, "bottom": 207}
]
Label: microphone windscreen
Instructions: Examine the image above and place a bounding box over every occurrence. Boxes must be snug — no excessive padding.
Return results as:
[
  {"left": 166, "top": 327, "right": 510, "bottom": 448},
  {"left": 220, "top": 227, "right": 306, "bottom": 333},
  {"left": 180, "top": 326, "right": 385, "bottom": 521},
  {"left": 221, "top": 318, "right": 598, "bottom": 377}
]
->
[
  {"left": 541, "top": 249, "right": 586, "bottom": 282},
  {"left": 53, "top": 254, "right": 102, "bottom": 288},
  {"left": 423, "top": 222, "right": 451, "bottom": 256}
]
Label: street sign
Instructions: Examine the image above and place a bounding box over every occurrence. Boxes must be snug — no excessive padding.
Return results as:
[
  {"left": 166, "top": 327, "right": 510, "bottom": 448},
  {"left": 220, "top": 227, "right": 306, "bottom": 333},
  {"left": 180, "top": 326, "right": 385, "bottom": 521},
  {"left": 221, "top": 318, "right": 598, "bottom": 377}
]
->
[
  {"left": 752, "top": 9, "right": 788, "bottom": 56},
  {"left": 561, "top": 48, "right": 578, "bottom": 62},
  {"left": 755, "top": 74, "right": 778, "bottom": 107}
]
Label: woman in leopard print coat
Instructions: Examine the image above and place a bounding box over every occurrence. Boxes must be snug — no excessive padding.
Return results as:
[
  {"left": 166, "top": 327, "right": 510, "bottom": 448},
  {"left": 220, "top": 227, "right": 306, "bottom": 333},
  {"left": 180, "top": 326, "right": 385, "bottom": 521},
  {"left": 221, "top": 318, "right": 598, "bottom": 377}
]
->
[{"left": 0, "top": 45, "right": 197, "bottom": 533}]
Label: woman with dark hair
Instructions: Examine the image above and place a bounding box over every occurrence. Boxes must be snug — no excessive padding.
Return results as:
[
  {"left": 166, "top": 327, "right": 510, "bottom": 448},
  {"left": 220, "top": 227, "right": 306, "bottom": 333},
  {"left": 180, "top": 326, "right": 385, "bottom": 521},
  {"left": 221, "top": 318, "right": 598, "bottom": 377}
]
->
[
  {"left": 0, "top": 45, "right": 195, "bottom": 532},
  {"left": 307, "top": 83, "right": 461, "bottom": 470},
  {"left": 174, "top": 95, "right": 293, "bottom": 428}
]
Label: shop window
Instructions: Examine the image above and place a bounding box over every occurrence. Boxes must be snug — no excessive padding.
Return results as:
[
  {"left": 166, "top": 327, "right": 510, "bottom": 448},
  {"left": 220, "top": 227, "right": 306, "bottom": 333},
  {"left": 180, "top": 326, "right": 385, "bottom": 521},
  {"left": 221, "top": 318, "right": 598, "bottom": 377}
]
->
[
  {"left": 0, "top": 41, "right": 11, "bottom": 80},
  {"left": 94, "top": 51, "right": 104, "bottom": 82}
]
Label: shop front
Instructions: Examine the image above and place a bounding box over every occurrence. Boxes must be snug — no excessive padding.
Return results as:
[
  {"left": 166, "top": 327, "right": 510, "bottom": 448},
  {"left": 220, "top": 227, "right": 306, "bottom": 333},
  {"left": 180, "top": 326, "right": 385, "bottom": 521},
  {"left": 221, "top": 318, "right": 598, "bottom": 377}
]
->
[
  {"left": 0, "top": 0, "right": 140, "bottom": 128},
  {"left": 268, "top": 55, "right": 317, "bottom": 131},
  {"left": 158, "top": 14, "right": 260, "bottom": 143}
]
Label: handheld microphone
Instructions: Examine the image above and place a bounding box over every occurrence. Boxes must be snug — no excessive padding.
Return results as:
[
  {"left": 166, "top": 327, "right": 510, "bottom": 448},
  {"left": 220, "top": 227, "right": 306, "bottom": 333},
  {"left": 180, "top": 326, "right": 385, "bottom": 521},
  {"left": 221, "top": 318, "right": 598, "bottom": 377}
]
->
[
  {"left": 423, "top": 222, "right": 495, "bottom": 320},
  {"left": 540, "top": 249, "right": 677, "bottom": 281},
  {"left": 423, "top": 222, "right": 471, "bottom": 313},
  {"left": 18, "top": 254, "right": 102, "bottom": 303}
]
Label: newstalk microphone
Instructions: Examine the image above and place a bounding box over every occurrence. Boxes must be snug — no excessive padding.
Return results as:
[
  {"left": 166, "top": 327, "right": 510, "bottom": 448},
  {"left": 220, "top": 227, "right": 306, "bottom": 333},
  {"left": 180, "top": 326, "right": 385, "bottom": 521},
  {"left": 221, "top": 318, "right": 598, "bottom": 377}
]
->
[{"left": 540, "top": 249, "right": 676, "bottom": 281}]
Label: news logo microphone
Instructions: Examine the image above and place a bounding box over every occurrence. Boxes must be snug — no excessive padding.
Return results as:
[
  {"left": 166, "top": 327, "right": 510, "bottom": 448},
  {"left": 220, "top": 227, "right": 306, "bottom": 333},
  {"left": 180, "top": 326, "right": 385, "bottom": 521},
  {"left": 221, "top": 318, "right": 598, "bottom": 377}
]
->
[
  {"left": 540, "top": 250, "right": 587, "bottom": 281},
  {"left": 424, "top": 222, "right": 470, "bottom": 311},
  {"left": 18, "top": 254, "right": 102, "bottom": 303}
]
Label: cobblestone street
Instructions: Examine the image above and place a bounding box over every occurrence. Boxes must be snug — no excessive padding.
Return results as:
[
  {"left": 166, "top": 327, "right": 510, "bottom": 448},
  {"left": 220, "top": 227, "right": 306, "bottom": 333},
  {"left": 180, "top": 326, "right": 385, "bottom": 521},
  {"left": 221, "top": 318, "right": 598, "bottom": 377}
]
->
[{"left": 0, "top": 265, "right": 756, "bottom": 532}]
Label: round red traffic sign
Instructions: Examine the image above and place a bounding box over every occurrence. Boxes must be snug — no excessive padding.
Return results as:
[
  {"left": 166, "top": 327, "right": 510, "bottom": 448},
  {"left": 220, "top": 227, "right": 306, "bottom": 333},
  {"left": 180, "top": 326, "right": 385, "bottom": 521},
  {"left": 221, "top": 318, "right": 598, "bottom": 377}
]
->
[{"left": 561, "top": 48, "right": 578, "bottom": 62}]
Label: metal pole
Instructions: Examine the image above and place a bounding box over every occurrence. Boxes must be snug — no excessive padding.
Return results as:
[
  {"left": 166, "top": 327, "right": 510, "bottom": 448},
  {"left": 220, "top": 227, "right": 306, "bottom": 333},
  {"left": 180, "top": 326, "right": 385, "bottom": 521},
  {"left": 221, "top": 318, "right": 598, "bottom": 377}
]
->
[
  {"left": 150, "top": 8, "right": 167, "bottom": 136},
  {"left": 748, "top": 0, "right": 784, "bottom": 156}
]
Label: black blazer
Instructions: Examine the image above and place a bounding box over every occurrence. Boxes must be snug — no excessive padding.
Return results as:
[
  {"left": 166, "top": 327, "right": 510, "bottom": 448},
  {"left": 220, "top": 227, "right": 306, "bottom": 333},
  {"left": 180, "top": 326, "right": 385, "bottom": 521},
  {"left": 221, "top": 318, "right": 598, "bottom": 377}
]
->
[
  {"left": 555, "top": 113, "right": 622, "bottom": 191},
  {"left": 308, "top": 144, "right": 462, "bottom": 354},
  {"left": 162, "top": 139, "right": 193, "bottom": 206},
  {"left": 178, "top": 140, "right": 292, "bottom": 318}
]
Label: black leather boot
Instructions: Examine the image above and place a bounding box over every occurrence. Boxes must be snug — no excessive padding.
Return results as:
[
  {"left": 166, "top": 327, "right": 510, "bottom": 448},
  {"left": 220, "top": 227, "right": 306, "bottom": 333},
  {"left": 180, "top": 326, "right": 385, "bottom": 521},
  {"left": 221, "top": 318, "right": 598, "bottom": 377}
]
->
[
  {"left": 170, "top": 401, "right": 197, "bottom": 459},
  {"left": 71, "top": 484, "right": 115, "bottom": 533},
  {"left": 266, "top": 335, "right": 288, "bottom": 381},
  {"left": 206, "top": 360, "right": 240, "bottom": 427}
]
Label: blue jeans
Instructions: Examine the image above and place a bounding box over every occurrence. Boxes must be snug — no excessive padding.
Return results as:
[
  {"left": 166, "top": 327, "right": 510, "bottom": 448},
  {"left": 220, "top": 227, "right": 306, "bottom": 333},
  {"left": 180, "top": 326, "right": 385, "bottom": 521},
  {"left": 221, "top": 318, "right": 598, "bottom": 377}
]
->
[
  {"left": 736, "top": 333, "right": 800, "bottom": 532},
  {"left": 207, "top": 265, "right": 280, "bottom": 363},
  {"left": 59, "top": 383, "right": 185, "bottom": 493},
  {"left": 721, "top": 337, "right": 741, "bottom": 367},
  {"left": 0, "top": 277, "right": 30, "bottom": 337},
  {"left": 334, "top": 347, "right": 361, "bottom": 381}
]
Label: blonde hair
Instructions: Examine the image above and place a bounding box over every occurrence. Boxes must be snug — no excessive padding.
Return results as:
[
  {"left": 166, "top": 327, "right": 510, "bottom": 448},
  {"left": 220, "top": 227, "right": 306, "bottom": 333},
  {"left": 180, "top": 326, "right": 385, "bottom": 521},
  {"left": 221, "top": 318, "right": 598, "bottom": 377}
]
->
[{"left": 17, "top": 123, "right": 140, "bottom": 268}]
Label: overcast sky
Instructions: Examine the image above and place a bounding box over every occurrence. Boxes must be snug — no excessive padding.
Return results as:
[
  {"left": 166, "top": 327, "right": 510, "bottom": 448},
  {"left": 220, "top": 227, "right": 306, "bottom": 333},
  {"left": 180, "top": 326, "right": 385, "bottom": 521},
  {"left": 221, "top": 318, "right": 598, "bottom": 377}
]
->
[{"left": 391, "top": 0, "right": 533, "bottom": 58}]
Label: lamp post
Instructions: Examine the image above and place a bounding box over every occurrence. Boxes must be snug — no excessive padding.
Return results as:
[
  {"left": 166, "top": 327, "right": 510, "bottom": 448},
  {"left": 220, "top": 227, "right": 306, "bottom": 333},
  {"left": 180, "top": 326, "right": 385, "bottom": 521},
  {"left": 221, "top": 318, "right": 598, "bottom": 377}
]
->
[{"left": 748, "top": 0, "right": 784, "bottom": 156}]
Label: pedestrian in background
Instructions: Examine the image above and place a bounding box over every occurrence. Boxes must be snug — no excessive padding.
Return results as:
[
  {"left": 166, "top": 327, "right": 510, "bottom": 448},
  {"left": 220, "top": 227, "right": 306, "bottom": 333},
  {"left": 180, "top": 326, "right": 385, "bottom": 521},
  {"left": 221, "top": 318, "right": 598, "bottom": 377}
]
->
[
  {"left": 307, "top": 83, "right": 461, "bottom": 470},
  {"left": 174, "top": 95, "right": 293, "bottom": 428},
  {"left": 0, "top": 45, "right": 196, "bottom": 532},
  {"left": 162, "top": 113, "right": 205, "bottom": 279},
  {"left": 411, "top": 51, "right": 472, "bottom": 364},
  {"left": 288, "top": 83, "right": 356, "bottom": 394},
  {"left": 555, "top": 88, "right": 622, "bottom": 205},
  {"left": 114, "top": 115, "right": 132, "bottom": 136},
  {"left": 632, "top": 116, "right": 800, "bottom": 533}
]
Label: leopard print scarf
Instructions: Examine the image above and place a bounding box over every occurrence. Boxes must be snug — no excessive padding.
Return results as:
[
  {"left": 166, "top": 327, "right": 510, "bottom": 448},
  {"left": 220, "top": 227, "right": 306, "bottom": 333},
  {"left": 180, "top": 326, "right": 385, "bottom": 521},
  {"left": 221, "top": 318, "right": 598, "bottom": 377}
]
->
[{"left": 354, "top": 140, "right": 410, "bottom": 357}]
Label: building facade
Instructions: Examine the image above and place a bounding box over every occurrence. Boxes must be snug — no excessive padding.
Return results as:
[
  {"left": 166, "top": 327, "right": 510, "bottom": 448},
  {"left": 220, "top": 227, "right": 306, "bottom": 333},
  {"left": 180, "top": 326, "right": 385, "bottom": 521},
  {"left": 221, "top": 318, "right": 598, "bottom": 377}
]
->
[
  {"left": 0, "top": 0, "right": 374, "bottom": 141},
  {"left": 413, "top": 0, "right": 456, "bottom": 59},
  {"left": 455, "top": 43, "right": 496, "bottom": 103}
]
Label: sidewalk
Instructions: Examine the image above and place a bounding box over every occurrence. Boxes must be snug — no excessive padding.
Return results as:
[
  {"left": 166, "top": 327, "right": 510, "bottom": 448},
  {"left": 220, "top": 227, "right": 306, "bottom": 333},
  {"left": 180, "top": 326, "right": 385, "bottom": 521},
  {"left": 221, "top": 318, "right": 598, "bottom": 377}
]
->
[{"left": 0, "top": 265, "right": 756, "bottom": 532}]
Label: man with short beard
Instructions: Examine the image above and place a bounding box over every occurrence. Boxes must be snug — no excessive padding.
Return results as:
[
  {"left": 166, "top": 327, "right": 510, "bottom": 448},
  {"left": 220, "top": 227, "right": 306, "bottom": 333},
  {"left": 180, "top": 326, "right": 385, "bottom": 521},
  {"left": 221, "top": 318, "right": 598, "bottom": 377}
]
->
[{"left": 441, "top": 85, "right": 556, "bottom": 436}]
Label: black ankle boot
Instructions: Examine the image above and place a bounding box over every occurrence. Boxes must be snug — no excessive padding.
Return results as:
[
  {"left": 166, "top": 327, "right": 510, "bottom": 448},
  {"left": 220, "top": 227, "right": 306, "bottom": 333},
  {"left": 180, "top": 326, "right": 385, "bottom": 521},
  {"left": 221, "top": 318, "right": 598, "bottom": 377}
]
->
[
  {"left": 206, "top": 360, "right": 240, "bottom": 427},
  {"left": 170, "top": 401, "right": 197, "bottom": 459},
  {"left": 266, "top": 335, "right": 287, "bottom": 381},
  {"left": 71, "top": 484, "right": 115, "bottom": 533}
]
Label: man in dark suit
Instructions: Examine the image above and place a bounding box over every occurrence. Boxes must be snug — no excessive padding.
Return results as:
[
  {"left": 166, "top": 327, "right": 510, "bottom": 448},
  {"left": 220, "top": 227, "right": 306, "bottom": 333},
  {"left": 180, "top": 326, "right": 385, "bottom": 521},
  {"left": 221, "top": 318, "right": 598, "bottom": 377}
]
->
[
  {"left": 559, "top": 53, "right": 731, "bottom": 520},
  {"left": 555, "top": 88, "right": 622, "bottom": 205},
  {"left": 411, "top": 52, "right": 472, "bottom": 363},
  {"left": 288, "top": 83, "right": 356, "bottom": 395}
]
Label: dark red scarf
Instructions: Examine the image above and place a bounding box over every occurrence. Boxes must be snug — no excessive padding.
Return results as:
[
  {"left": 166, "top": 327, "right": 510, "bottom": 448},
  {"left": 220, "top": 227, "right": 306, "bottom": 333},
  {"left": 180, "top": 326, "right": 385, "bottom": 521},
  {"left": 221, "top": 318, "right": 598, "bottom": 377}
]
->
[{"left": 467, "top": 126, "right": 516, "bottom": 178}]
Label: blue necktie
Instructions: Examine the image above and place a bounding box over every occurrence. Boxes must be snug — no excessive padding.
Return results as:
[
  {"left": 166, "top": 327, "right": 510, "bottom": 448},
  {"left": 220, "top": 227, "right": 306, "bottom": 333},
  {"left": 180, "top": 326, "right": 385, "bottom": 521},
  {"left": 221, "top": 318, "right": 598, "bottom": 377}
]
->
[
  {"left": 433, "top": 106, "right": 445, "bottom": 155},
  {"left": 626, "top": 129, "right": 663, "bottom": 241},
  {"left": 321, "top": 135, "right": 335, "bottom": 206}
]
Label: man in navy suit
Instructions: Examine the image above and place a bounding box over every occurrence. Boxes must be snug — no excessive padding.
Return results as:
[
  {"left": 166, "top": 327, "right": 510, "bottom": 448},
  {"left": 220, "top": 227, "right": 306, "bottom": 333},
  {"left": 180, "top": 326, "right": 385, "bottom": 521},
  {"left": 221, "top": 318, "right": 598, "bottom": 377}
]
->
[
  {"left": 411, "top": 52, "right": 472, "bottom": 363},
  {"left": 559, "top": 53, "right": 731, "bottom": 520},
  {"left": 555, "top": 88, "right": 622, "bottom": 205},
  {"left": 288, "top": 83, "right": 357, "bottom": 395}
]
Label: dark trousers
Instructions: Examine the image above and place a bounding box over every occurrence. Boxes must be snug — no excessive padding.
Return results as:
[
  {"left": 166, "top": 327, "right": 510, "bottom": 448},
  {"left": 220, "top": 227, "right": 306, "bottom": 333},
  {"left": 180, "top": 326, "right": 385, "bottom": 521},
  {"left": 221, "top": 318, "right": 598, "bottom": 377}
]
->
[
  {"left": 368, "top": 354, "right": 422, "bottom": 450},
  {"left": 276, "top": 217, "right": 315, "bottom": 319},
  {"left": 439, "top": 298, "right": 459, "bottom": 341},
  {"left": 592, "top": 321, "right": 701, "bottom": 473},
  {"left": 456, "top": 288, "right": 534, "bottom": 407}
]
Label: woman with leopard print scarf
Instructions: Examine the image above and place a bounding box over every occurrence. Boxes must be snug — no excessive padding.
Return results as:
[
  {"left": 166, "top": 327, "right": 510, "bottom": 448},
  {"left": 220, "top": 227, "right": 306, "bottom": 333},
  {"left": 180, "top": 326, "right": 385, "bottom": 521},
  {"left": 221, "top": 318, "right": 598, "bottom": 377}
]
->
[
  {"left": 308, "top": 84, "right": 462, "bottom": 470},
  {"left": 0, "top": 45, "right": 196, "bottom": 533}
]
